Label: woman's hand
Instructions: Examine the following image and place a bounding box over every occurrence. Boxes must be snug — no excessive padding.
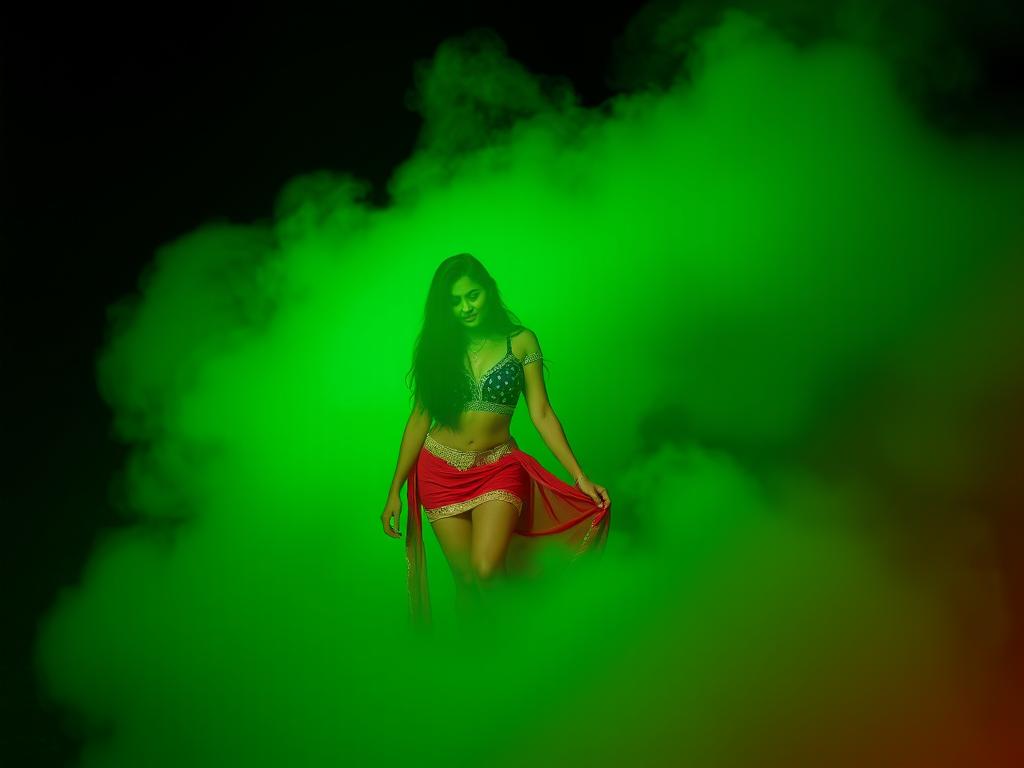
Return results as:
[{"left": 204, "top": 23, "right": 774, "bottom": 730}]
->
[
  {"left": 575, "top": 475, "right": 610, "bottom": 509},
  {"left": 381, "top": 492, "right": 402, "bottom": 538}
]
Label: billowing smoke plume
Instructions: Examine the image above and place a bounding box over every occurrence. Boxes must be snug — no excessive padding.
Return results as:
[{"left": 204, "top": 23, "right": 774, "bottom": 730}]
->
[{"left": 34, "top": 4, "right": 1024, "bottom": 766}]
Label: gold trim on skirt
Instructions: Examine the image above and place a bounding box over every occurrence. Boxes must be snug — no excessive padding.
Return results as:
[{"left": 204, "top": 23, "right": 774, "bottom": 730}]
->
[
  {"left": 421, "top": 433, "right": 523, "bottom": 523},
  {"left": 423, "top": 432, "right": 515, "bottom": 470}
]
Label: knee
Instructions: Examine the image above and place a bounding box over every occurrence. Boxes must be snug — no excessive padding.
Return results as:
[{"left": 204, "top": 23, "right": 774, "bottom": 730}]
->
[{"left": 471, "top": 556, "right": 504, "bottom": 581}]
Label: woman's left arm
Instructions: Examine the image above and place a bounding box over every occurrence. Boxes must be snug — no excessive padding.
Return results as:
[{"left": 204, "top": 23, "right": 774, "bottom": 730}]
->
[
  {"left": 532, "top": 408, "right": 584, "bottom": 484},
  {"left": 534, "top": 410, "right": 609, "bottom": 507},
  {"left": 521, "top": 328, "right": 609, "bottom": 508}
]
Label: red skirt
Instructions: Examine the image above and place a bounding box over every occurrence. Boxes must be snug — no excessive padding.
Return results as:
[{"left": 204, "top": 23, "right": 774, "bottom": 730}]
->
[{"left": 405, "top": 432, "right": 610, "bottom": 630}]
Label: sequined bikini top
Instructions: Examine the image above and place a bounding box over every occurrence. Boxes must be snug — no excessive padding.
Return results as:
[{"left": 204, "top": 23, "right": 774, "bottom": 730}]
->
[{"left": 463, "top": 334, "right": 543, "bottom": 416}]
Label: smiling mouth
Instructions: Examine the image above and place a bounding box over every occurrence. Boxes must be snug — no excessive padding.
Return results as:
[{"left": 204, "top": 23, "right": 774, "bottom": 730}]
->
[{"left": 463, "top": 314, "right": 477, "bottom": 320}]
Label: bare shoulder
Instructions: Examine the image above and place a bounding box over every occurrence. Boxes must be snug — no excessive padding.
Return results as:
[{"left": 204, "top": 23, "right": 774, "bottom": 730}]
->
[{"left": 511, "top": 326, "right": 542, "bottom": 360}]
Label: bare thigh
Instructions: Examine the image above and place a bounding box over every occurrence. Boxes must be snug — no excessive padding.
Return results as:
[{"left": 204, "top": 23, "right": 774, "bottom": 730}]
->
[
  {"left": 470, "top": 499, "right": 520, "bottom": 577},
  {"left": 431, "top": 510, "right": 474, "bottom": 584}
]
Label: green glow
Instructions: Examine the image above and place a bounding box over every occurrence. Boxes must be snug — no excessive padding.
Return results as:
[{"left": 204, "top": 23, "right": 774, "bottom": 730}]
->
[{"left": 34, "top": 10, "right": 1023, "bottom": 767}]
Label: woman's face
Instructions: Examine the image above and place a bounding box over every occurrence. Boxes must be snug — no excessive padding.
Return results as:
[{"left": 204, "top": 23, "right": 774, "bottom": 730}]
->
[{"left": 450, "top": 276, "right": 486, "bottom": 329}]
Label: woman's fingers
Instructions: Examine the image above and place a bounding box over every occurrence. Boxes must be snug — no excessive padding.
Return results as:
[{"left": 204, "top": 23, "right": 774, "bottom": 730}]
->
[
  {"left": 579, "top": 478, "right": 610, "bottom": 508},
  {"left": 381, "top": 512, "right": 400, "bottom": 538}
]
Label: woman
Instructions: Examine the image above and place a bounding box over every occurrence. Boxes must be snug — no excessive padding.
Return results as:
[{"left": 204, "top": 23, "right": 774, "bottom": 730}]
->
[{"left": 381, "top": 253, "right": 611, "bottom": 631}]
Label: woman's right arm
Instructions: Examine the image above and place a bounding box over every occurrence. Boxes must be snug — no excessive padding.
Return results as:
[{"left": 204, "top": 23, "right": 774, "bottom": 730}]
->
[{"left": 387, "top": 400, "right": 431, "bottom": 499}]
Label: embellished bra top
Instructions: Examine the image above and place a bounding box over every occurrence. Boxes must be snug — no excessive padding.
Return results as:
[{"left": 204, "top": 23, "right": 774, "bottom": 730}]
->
[{"left": 463, "top": 334, "right": 543, "bottom": 416}]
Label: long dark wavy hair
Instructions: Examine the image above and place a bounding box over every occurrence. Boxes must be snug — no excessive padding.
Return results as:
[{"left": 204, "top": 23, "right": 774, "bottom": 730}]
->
[{"left": 406, "top": 253, "right": 545, "bottom": 429}]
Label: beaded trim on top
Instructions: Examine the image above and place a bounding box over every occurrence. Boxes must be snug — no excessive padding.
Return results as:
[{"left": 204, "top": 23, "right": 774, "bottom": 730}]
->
[{"left": 462, "top": 335, "right": 543, "bottom": 415}]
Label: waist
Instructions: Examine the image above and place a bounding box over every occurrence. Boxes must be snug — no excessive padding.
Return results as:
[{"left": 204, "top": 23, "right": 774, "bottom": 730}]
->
[
  {"left": 423, "top": 432, "right": 517, "bottom": 470},
  {"left": 429, "top": 417, "right": 511, "bottom": 449}
]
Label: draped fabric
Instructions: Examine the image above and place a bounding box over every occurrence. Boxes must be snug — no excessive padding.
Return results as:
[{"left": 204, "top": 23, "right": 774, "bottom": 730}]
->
[{"left": 405, "top": 435, "right": 610, "bottom": 631}]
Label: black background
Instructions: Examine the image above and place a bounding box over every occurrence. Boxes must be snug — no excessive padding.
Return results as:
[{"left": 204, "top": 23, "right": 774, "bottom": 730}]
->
[{"left": 3, "top": 2, "right": 1021, "bottom": 764}]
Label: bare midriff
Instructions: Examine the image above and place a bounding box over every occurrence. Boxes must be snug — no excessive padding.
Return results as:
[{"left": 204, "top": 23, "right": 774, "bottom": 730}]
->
[{"left": 428, "top": 412, "right": 512, "bottom": 452}]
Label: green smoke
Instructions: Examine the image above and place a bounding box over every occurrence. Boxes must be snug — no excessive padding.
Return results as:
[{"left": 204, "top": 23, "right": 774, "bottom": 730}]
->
[{"left": 34, "top": 7, "right": 1024, "bottom": 767}]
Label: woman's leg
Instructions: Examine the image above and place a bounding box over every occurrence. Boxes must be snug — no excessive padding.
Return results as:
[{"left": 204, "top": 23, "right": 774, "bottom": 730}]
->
[
  {"left": 431, "top": 511, "right": 479, "bottom": 625},
  {"left": 470, "top": 498, "right": 519, "bottom": 588},
  {"left": 469, "top": 500, "right": 520, "bottom": 623}
]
